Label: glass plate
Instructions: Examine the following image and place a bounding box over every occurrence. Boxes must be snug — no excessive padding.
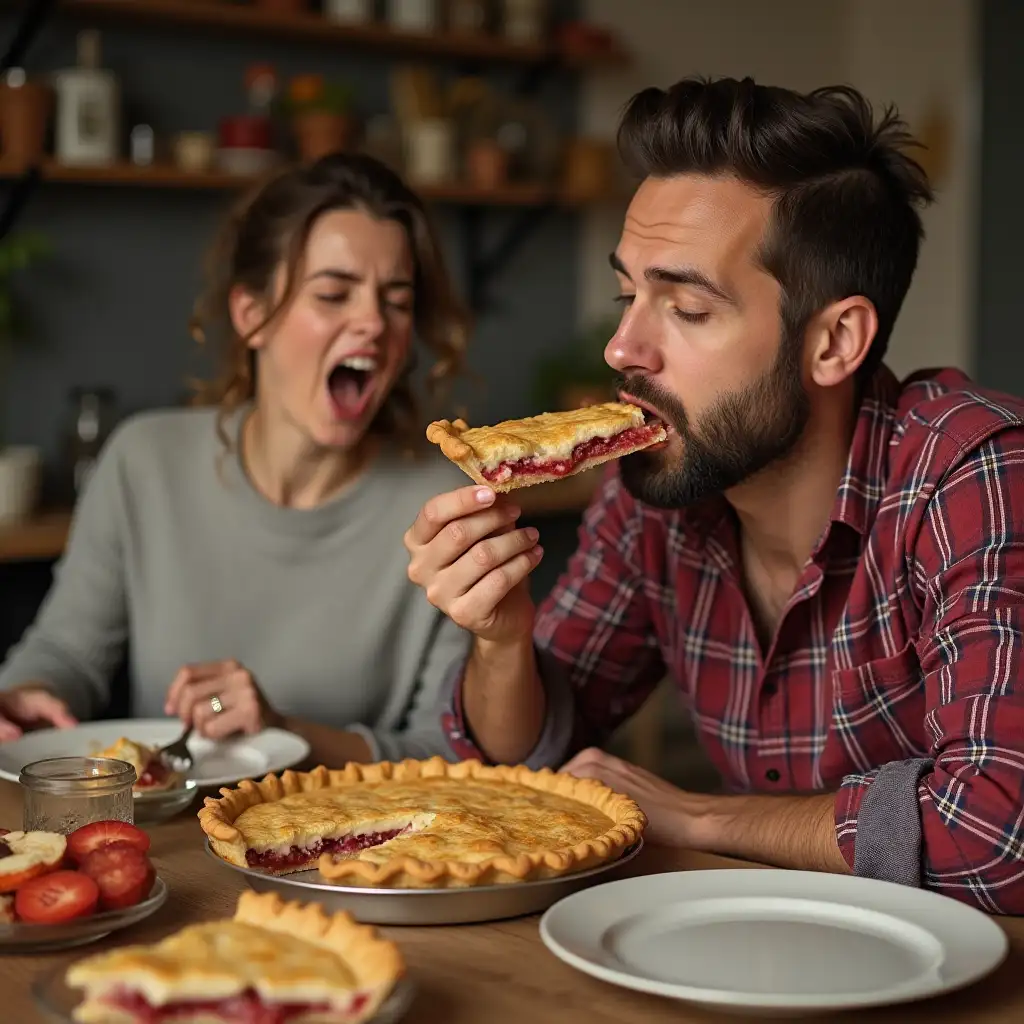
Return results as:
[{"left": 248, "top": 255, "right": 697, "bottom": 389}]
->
[
  {"left": 33, "top": 966, "right": 417, "bottom": 1023},
  {"left": 133, "top": 780, "right": 198, "bottom": 824},
  {"left": 0, "top": 877, "right": 167, "bottom": 953}
]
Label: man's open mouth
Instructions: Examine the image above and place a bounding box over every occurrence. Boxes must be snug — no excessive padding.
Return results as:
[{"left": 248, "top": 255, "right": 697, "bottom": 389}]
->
[{"left": 327, "top": 355, "right": 377, "bottom": 421}]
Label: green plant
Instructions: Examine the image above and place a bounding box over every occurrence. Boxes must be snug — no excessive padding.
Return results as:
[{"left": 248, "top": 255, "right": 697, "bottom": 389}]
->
[
  {"left": 282, "top": 73, "right": 353, "bottom": 117},
  {"left": 0, "top": 230, "right": 49, "bottom": 348},
  {"left": 531, "top": 317, "right": 618, "bottom": 410},
  {"left": 0, "top": 230, "right": 49, "bottom": 452}
]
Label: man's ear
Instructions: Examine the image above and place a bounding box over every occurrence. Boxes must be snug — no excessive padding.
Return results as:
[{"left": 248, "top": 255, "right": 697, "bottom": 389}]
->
[
  {"left": 806, "top": 296, "right": 878, "bottom": 388},
  {"left": 229, "top": 286, "right": 267, "bottom": 350}
]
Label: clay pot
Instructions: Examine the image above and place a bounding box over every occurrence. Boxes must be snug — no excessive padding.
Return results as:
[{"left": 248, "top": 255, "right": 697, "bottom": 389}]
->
[
  {"left": 293, "top": 111, "right": 353, "bottom": 162},
  {"left": 466, "top": 139, "right": 507, "bottom": 190},
  {"left": 0, "top": 79, "right": 51, "bottom": 171}
]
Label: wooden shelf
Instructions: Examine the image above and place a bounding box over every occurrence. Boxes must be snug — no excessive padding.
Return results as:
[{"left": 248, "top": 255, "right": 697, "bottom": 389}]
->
[
  {"left": 60, "top": 0, "right": 629, "bottom": 68},
  {"left": 0, "top": 478, "right": 595, "bottom": 564},
  {"left": 0, "top": 160, "right": 613, "bottom": 207},
  {"left": 0, "top": 512, "right": 73, "bottom": 564}
]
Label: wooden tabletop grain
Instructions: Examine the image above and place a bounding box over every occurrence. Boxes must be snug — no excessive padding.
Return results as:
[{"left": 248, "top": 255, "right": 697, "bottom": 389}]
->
[{"left": 1, "top": 778, "right": 1022, "bottom": 1023}]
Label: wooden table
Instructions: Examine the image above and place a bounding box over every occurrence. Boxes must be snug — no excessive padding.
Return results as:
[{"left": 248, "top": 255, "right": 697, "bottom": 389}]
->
[{"left": 3, "top": 779, "right": 1023, "bottom": 1023}]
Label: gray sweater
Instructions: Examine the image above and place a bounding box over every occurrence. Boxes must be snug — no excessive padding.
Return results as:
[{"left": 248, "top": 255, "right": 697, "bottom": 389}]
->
[{"left": 0, "top": 407, "right": 472, "bottom": 762}]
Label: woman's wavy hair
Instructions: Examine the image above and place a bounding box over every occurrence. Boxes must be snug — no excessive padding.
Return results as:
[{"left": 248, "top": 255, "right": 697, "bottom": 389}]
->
[{"left": 189, "top": 152, "right": 469, "bottom": 451}]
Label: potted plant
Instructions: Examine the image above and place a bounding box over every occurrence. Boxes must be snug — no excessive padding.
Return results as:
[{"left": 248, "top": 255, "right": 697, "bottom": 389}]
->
[
  {"left": 284, "top": 74, "right": 355, "bottom": 162},
  {"left": 0, "top": 231, "right": 49, "bottom": 524},
  {"left": 532, "top": 317, "right": 619, "bottom": 412}
]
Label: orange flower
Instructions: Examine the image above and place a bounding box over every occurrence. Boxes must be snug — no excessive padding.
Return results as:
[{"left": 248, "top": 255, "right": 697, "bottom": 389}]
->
[{"left": 289, "top": 74, "right": 325, "bottom": 105}]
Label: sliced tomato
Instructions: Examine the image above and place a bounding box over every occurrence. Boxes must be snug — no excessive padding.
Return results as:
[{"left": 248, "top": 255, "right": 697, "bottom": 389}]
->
[
  {"left": 66, "top": 820, "right": 151, "bottom": 863},
  {"left": 79, "top": 843, "right": 155, "bottom": 910},
  {"left": 14, "top": 870, "right": 99, "bottom": 924}
]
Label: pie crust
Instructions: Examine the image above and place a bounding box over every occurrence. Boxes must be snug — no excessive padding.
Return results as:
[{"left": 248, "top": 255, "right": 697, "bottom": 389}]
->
[
  {"left": 198, "top": 757, "right": 646, "bottom": 889},
  {"left": 426, "top": 402, "right": 667, "bottom": 491},
  {"left": 66, "top": 890, "right": 403, "bottom": 1024},
  {"left": 95, "top": 737, "right": 182, "bottom": 792}
]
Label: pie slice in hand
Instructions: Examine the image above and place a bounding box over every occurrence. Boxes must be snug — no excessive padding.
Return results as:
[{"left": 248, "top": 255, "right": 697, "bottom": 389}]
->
[
  {"left": 426, "top": 401, "right": 668, "bottom": 491},
  {"left": 94, "top": 737, "right": 182, "bottom": 793},
  {"left": 198, "top": 757, "right": 646, "bottom": 889},
  {"left": 65, "top": 890, "right": 403, "bottom": 1024}
]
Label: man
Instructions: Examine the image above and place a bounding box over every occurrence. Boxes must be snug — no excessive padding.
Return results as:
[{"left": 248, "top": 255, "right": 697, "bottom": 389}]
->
[{"left": 404, "top": 76, "right": 1024, "bottom": 913}]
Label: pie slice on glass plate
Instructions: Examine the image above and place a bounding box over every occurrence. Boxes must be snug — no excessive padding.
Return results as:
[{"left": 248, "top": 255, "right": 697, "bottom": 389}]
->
[
  {"left": 426, "top": 401, "right": 667, "bottom": 492},
  {"left": 198, "top": 757, "right": 646, "bottom": 888},
  {"left": 93, "top": 737, "right": 183, "bottom": 793},
  {"left": 65, "top": 890, "right": 403, "bottom": 1024}
]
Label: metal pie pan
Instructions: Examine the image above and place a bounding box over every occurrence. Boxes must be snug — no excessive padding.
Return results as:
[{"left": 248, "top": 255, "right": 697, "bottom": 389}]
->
[{"left": 204, "top": 839, "right": 644, "bottom": 925}]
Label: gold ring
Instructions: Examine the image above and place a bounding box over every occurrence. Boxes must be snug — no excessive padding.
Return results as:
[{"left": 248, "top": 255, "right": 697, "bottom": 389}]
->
[{"left": 209, "top": 695, "right": 224, "bottom": 714}]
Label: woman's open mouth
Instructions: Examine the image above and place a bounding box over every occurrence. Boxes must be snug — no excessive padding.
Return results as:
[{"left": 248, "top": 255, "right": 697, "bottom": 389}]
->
[{"left": 327, "top": 355, "right": 377, "bottom": 422}]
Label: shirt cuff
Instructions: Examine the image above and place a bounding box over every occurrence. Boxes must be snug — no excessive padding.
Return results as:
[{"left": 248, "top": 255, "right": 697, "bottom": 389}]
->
[
  {"left": 441, "top": 648, "right": 574, "bottom": 768},
  {"left": 835, "top": 757, "right": 934, "bottom": 887}
]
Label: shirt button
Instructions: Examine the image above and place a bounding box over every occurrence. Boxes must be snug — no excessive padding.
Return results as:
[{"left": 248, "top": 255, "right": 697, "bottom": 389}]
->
[
  {"left": 763, "top": 679, "right": 778, "bottom": 697},
  {"left": 765, "top": 768, "right": 781, "bottom": 783}
]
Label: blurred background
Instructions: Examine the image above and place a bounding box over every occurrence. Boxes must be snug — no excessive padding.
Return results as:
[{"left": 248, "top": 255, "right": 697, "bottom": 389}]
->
[{"left": 0, "top": 0, "right": 1016, "bottom": 785}]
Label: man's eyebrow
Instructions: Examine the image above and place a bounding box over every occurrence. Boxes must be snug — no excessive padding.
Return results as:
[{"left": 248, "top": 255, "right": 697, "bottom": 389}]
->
[{"left": 608, "top": 252, "right": 736, "bottom": 305}]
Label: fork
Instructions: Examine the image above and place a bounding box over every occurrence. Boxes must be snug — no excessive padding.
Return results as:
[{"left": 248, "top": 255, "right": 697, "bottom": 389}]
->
[{"left": 158, "top": 725, "right": 194, "bottom": 774}]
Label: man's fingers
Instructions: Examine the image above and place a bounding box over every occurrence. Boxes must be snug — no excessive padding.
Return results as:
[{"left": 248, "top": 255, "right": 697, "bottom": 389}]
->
[
  {"left": 405, "top": 486, "right": 497, "bottom": 548},
  {"left": 409, "top": 505, "right": 522, "bottom": 586},
  {"left": 439, "top": 527, "right": 540, "bottom": 600},
  {"left": 447, "top": 546, "right": 544, "bottom": 631}
]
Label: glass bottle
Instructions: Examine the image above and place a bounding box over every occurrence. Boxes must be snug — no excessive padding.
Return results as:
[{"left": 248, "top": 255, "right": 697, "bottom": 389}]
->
[{"left": 66, "top": 386, "right": 117, "bottom": 498}]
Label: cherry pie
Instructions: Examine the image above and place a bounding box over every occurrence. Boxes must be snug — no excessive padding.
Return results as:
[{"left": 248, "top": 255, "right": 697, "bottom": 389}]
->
[
  {"left": 198, "top": 757, "right": 645, "bottom": 888},
  {"left": 426, "top": 402, "right": 667, "bottom": 491},
  {"left": 66, "top": 890, "right": 402, "bottom": 1024},
  {"left": 95, "top": 738, "right": 182, "bottom": 792}
]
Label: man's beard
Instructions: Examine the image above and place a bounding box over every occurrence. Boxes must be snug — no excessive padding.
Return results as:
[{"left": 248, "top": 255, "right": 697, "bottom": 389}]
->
[{"left": 618, "top": 338, "right": 809, "bottom": 510}]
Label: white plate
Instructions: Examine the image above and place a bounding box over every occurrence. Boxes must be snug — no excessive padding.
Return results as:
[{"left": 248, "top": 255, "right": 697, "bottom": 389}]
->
[
  {"left": 0, "top": 719, "right": 310, "bottom": 789},
  {"left": 539, "top": 869, "right": 1009, "bottom": 1017}
]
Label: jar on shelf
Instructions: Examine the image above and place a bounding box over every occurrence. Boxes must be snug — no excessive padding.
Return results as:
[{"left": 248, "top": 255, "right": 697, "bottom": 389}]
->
[
  {"left": 65, "top": 386, "right": 117, "bottom": 498},
  {"left": 449, "top": 0, "right": 487, "bottom": 35},
  {"left": 503, "top": 0, "right": 545, "bottom": 43},
  {"left": 388, "top": 0, "right": 438, "bottom": 32}
]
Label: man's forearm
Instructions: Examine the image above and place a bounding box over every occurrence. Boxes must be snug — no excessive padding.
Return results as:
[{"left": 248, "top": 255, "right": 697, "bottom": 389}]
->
[
  {"left": 462, "top": 636, "right": 545, "bottom": 764},
  {"left": 688, "top": 791, "right": 851, "bottom": 874}
]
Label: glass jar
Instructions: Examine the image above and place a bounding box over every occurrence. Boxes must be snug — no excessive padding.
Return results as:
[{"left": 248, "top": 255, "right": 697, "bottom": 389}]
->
[
  {"left": 65, "top": 386, "right": 117, "bottom": 498},
  {"left": 20, "top": 757, "right": 135, "bottom": 833}
]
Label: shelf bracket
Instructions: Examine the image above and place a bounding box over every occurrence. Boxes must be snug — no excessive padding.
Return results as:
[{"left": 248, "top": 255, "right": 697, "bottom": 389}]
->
[
  {"left": 461, "top": 202, "right": 555, "bottom": 311},
  {"left": 1, "top": 0, "right": 57, "bottom": 73}
]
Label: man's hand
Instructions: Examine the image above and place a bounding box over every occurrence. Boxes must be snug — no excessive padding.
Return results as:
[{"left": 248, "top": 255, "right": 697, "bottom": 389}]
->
[
  {"left": 563, "top": 748, "right": 850, "bottom": 874},
  {"left": 404, "top": 484, "right": 543, "bottom": 645},
  {"left": 164, "top": 660, "right": 282, "bottom": 740},
  {"left": 0, "top": 686, "right": 78, "bottom": 741}
]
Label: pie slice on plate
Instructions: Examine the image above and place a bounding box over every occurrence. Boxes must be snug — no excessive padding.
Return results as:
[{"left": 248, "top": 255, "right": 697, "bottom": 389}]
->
[
  {"left": 94, "top": 737, "right": 182, "bottom": 793},
  {"left": 426, "top": 401, "right": 667, "bottom": 492},
  {"left": 198, "top": 756, "right": 646, "bottom": 889},
  {"left": 65, "top": 890, "right": 402, "bottom": 1023}
]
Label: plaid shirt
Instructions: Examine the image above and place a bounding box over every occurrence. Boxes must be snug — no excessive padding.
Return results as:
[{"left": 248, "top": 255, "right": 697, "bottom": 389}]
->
[{"left": 444, "top": 366, "right": 1024, "bottom": 912}]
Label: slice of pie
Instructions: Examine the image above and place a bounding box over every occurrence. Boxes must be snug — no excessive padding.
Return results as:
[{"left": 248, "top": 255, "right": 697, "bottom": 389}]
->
[
  {"left": 426, "top": 402, "right": 668, "bottom": 492},
  {"left": 198, "top": 756, "right": 646, "bottom": 889},
  {"left": 94, "top": 737, "right": 183, "bottom": 793},
  {"left": 66, "top": 890, "right": 402, "bottom": 1024}
]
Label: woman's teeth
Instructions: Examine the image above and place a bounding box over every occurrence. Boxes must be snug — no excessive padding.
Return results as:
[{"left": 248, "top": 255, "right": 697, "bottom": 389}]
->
[{"left": 339, "top": 355, "right": 377, "bottom": 372}]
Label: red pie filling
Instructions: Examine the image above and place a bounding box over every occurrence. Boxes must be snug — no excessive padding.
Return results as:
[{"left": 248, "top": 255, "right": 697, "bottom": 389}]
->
[
  {"left": 103, "top": 987, "right": 369, "bottom": 1024},
  {"left": 481, "top": 423, "right": 664, "bottom": 483},
  {"left": 245, "top": 827, "right": 409, "bottom": 871},
  {"left": 137, "top": 758, "right": 171, "bottom": 789}
]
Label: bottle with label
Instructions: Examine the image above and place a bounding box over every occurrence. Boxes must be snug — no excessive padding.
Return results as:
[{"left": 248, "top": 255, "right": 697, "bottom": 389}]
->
[{"left": 53, "top": 30, "right": 119, "bottom": 166}]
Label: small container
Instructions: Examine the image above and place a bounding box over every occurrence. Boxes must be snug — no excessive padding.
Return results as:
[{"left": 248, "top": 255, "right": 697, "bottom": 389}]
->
[{"left": 20, "top": 757, "right": 135, "bottom": 834}]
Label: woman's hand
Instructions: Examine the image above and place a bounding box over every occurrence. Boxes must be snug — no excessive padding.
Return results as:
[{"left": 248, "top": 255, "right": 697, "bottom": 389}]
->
[
  {"left": 164, "top": 659, "right": 283, "bottom": 740},
  {"left": 0, "top": 686, "right": 77, "bottom": 741}
]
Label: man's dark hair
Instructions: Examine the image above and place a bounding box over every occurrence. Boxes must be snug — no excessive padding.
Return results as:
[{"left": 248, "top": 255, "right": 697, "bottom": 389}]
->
[{"left": 617, "top": 76, "right": 934, "bottom": 380}]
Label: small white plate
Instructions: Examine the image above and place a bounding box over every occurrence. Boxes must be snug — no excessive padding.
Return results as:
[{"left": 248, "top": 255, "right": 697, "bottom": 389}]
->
[
  {"left": 0, "top": 719, "right": 310, "bottom": 790},
  {"left": 539, "top": 869, "right": 1009, "bottom": 1017}
]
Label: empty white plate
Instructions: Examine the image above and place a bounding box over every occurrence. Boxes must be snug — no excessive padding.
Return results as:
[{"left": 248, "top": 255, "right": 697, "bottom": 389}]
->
[
  {"left": 540, "top": 869, "right": 1008, "bottom": 1016},
  {"left": 0, "top": 718, "right": 310, "bottom": 789}
]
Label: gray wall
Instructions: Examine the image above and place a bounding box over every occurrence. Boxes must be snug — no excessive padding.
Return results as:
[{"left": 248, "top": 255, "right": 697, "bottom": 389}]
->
[
  {"left": 1, "top": 7, "right": 582, "bottom": 489},
  {"left": 975, "top": 0, "right": 1024, "bottom": 394}
]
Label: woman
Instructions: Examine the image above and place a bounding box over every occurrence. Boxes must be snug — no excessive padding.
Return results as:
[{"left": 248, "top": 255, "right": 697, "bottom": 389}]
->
[{"left": 0, "top": 152, "right": 475, "bottom": 765}]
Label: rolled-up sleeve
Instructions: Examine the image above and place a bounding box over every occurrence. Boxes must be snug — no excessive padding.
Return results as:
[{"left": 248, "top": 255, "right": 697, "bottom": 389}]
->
[{"left": 835, "top": 429, "right": 1024, "bottom": 912}]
